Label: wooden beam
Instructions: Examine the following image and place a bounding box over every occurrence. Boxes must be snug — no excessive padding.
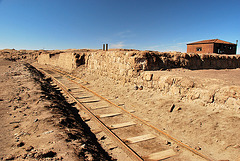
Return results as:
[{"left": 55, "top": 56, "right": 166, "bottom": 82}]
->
[
  {"left": 109, "top": 122, "right": 136, "bottom": 129},
  {"left": 124, "top": 134, "right": 156, "bottom": 144},
  {"left": 81, "top": 100, "right": 101, "bottom": 103},
  {"left": 76, "top": 96, "right": 93, "bottom": 99},
  {"left": 91, "top": 106, "right": 109, "bottom": 110},
  {"left": 143, "top": 149, "right": 177, "bottom": 161},
  {"left": 92, "top": 129, "right": 102, "bottom": 134},
  {"left": 98, "top": 113, "right": 121, "bottom": 118}
]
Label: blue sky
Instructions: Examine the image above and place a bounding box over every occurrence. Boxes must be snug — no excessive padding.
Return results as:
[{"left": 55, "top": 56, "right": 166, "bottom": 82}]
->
[{"left": 0, "top": 0, "right": 239, "bottom": 54}]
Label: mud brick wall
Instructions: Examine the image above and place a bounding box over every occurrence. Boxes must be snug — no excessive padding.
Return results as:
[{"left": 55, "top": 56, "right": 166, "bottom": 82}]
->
[
  {"left": 38, "top": 52, "right": 80, "bottom": 71},
  {"left": 37, "top": 50, "right": 240, "bottom": 74},
  {"left": 37, "top": 50, "right": 240, "bottom": 110},
  {"left": 85, "top": 51, "right": 240, "bottom": 77},
  {"left": 86, "top": 51, "right": 240, "bottom": 72},
  {"left": 85, "top": 51, "right": 140, "bottom": 80},
  {"left": 137, "top": 71, "right": 240, "bottom": 110}
]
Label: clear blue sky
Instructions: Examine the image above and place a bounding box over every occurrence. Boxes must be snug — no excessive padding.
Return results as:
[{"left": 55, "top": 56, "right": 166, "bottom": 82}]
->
[{"left": 0, "top": 0, "right": 239, "bottom": 54}]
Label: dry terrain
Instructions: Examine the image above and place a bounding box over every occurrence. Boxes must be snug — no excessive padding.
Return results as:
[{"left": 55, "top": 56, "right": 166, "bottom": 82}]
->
[
  {"left": 0, "top": 49, "right": 240, "bottom": 161},
  {"left": 72, "top": 65, "right": 240, "bottom": 161},
  {"left": 0, "top": 59, "right": 113, "bottom": 161}
]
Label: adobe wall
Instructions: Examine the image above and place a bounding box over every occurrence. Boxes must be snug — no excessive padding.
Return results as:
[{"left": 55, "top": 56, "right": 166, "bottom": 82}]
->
[
  {"left": 37, "top": 52, "right": 82, "bottom": 71},
  {"left": 86, "top": 51, "right": 239, "bottom": 111},
  {"left": 37, "top": 50, "right": 240, "bottom": 72},
  {"left": 1, "top": 49, "right": 239, "bottom": 110},
  {"left": 85, "top": 50, "right": 240, "bottom": 74},
  {"left": 37, "top": 50, "right": 240, "bottom": 110},
  {"left": 137, "top": 71, "right": 240, "bottom": 110}
]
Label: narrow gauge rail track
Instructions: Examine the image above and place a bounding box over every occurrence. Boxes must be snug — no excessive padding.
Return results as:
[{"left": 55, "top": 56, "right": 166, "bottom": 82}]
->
[{"left": 34, "top": 65, "right": 215, "bottom": 161}]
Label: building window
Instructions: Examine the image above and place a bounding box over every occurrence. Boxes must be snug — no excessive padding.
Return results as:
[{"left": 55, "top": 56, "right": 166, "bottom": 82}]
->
[
  {"left": 196, "top": 47, "right": 202, "bottom": 51},
  {"left": 229, "top": 46, "right": 232, "bottom": 50}
]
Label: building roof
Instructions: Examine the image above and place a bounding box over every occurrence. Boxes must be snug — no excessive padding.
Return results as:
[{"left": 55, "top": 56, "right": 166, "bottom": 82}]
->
[{"left": 187, "top": 39, "right": 236, "bottom": 45}]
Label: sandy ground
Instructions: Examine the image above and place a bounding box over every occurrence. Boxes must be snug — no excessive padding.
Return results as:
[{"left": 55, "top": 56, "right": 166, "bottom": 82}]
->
[
  {"left": 1, "top": 56, "right": 240, "bottom": 161},
  {"left": 153, "top": 68, "right": 240, "bottom": 86},
  {"left": 72, "top": 67, "right": 240, "bottom": 161},
  {"left": 0, "top": 59, "right": 113, "bottom": 161}
]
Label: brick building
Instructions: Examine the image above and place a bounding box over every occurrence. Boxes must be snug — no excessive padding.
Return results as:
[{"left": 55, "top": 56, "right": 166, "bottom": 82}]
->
[{"left": 187, "top": 39, "right": 237, "bottom": 54}]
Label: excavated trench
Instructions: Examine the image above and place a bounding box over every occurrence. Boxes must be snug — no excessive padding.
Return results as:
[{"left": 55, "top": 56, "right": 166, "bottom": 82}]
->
[{"left": 25, "top": 63, "right": 113, "bottom": 161}]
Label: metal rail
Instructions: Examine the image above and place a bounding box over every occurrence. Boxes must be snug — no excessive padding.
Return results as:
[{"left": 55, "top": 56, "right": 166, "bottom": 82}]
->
[
  {"left": 35, "top": 67, "right": 144, "bottom": 161},
  {"left": 51, "top": 67, "right": 215, "bottom": 161}
]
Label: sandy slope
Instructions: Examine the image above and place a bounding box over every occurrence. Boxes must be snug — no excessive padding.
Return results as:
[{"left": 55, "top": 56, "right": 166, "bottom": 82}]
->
[{"left": 0, "top": 59, "right": 112, "bottom": 161}]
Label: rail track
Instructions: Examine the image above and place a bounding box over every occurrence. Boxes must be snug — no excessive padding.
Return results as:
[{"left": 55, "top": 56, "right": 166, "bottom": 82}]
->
[{"left": 33, "top": 64, "right": 215, "bottom": 161}]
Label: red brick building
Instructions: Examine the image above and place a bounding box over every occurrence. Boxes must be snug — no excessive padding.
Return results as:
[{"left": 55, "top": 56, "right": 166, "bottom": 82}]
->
[{"left": 187, "top": 39, "right": 237, "bottom": 54}]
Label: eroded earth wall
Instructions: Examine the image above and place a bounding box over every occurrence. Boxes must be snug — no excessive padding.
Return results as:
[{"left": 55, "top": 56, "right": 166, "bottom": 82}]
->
[
  {"left": 37, "top": 50, "right": 240, "bottom": 71},
  {"left": 38, "top": 52, "right": 76, "bottom": 71},
  {"left": 36, "top": 50, "right": 240, "bottom": 111}
]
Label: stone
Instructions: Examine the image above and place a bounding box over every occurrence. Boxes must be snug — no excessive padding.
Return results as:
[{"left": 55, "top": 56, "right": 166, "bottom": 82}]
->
[
  {"left": 145, "top": 73, "right": 153, "bottom": 81},
  {"left": 169, "top": 104, "right": 175, "bottom": 112},
  {"left": 5, "top": 155, "right": 15, "bottom": 160},
  {"left": 134, "top": 85, "right": 138, "bottom": 90},
  {"left": 17, "top": 142, "right": 25, "bottom": 147},
  {"left": 165, "top": 141, "right": 171, "bottom": 146},
  {"left": 195, "top": 146, "right": 201, "bottom": 150},
  {"left": 43, "top": 130, "right": 54, "bottom": 134},
  {"left": 26, "top": 146, "right": 34, "bottom": 152}
]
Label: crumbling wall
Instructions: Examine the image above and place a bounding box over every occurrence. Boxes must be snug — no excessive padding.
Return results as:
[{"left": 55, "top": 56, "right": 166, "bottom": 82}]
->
[
  {"left": 83, "top": 51, "right": 240, "bottom": 110},
  {"left": 37, "top": 50, "right": 240, "bottom": 78},
  {"left": 38, "top": 52, "right": 83, "bottom": 71},
  {"left": 37, "top": 50, "right": 240, "bottom": 110},
  {"left": 37, "top": 50, "right": 240, "bottom": 72},
  {"left": 137, "top": 72, "right": 240, "bottom": 110},
  {"left": 85, "top": 51, "right": 140, "bottom": 80},
  {"left": 84, "top": 51, "right": 240, "bottom": 79},
  {"left": 86, "top": 51, "right": 240, "bottom": 73}
]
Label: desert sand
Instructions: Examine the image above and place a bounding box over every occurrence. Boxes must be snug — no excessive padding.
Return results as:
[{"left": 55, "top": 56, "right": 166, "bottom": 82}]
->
[
  {"left": 0, "top": 49, "right": 240, "bottom": 161},
  {"left": 0, "top": 59, "right": 112, "bottom": 160}
]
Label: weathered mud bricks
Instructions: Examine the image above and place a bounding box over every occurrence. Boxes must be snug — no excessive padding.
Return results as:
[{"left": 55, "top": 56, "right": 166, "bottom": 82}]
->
[
  {"left": 38, "top": 51, "right": 85, "bottom": 71},
  {"left": 37, "top": 50, "right": 240, "bottom": 109},
  {"left": 37, "top": 50, "right": 240, "bottom": 73}
]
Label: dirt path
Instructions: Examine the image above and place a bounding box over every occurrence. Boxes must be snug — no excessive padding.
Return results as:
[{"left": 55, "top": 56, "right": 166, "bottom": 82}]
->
[{"left": 0, "top": 59, "right": 113, "bottom": 161}]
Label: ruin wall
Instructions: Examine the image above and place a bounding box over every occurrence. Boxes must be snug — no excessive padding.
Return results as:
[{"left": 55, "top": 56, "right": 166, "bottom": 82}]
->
[
  {"left": 38, "top": 52, "right": 77, "bottom": 71},
  {"left": 37, "top": 50, "right": 240, "bottom": 77},
  {"left": 84, "top": 50, "right": 240, "bottom": 77},
  {"left": 37, "top": 50, "right": 240, "bottom": 110}
]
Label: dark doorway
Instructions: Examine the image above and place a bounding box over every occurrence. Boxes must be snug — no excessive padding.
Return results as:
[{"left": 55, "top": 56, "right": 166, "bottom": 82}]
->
[{"left": 75, "top": 54, "right": 85, "bottom": 67}]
